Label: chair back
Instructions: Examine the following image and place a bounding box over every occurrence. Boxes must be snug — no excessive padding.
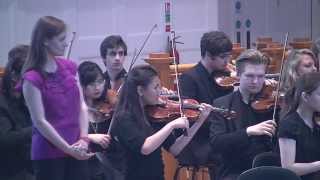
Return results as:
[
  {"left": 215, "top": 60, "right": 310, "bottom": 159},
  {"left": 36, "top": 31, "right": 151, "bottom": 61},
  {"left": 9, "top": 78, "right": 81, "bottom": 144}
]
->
[
  {"left": 252, "top": 152, "right": 281, "bottom": 168},
  {"left": 238, "top": 166, "right": 301, "bottom": 180}
]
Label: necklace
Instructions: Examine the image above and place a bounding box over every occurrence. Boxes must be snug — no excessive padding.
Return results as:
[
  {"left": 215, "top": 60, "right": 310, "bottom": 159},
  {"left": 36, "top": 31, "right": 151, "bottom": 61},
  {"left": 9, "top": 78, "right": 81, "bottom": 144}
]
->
[{"left": 90, "top": 121, "right": 99, "bottom": 133}]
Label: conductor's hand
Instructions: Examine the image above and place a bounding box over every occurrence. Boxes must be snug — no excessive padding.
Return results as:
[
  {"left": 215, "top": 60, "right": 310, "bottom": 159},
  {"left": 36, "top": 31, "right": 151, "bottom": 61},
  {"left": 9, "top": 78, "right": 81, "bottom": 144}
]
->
[{"left": 246, "top": 120, "right": 277, "bottom": 137}]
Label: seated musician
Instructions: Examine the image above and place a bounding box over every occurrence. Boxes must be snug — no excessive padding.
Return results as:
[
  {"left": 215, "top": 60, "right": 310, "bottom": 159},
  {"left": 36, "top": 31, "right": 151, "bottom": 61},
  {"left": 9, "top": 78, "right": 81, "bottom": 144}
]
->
[
  {"left": 100, "top": 35, "right": 127, "bottom": 91},
  {"left": 210, "top": 49, "right": 277, "bottom": 180},
  {"left": 111, "top": 64, "right": 213, "bottom": 180},
  {"left": 78, "top": 61, "right": 125, "bottom": 180},
  {"left": 311, "top": 38, "right": 320, "bottom": 69},
  {"left": 280, "top": 49, "right": 317, "bottom": 117},
  {"left": 178, "top": 31, "right": 234, "bottom": 178},
  {"left": 278, "top": 72, "right": 320, "bottom": 180},
  {"left": 0, "top": 45, "right": 34, "bottom": 180}
]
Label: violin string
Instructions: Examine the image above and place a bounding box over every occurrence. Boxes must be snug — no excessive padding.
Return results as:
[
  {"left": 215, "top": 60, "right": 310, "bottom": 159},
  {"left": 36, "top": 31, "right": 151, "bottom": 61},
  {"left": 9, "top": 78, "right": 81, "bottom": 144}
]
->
[{"left": 272, "top": 32, "right": 289, "bottom": 121}]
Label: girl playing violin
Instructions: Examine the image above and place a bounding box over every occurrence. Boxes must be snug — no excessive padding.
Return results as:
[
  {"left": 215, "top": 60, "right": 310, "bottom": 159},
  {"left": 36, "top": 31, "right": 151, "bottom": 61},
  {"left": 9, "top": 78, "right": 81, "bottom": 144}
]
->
[
  {"left": 78, "top": 61, "right": 112, "bottom": 180},
  {"left": 278, "top": 72, "right": 320, "bottom": 180},
  {"left": 78, "top": 61, "right": 127, "bottom": 180},
  {"left": 111, "top": 64, "right": 212, "bottom": 180}
]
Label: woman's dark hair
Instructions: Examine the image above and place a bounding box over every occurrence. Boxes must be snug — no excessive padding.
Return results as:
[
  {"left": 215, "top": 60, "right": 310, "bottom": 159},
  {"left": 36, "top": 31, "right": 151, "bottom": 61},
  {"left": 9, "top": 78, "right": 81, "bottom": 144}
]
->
[
  {"left": 78, "top": 61, "right": 104, "bottom": 87},
  {"left": 284, "top": 72, "right": 320, "bottom": 116},
  {"left": 112, "top": 64, "right": 158, "bottom": 130},
  {"left": 22, "top": 16, "right": 66, "bottom": 76},
  {"left": 2, "top": 44, "right": 30, "bottom": 97}
]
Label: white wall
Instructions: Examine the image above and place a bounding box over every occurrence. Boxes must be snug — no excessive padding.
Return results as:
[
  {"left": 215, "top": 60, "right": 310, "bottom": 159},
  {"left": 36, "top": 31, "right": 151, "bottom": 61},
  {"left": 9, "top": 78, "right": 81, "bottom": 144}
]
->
[
  {"left": 219, "top": 0, "right": 312, "bottom": 47},
  {"left": 0, "top": 0, "right": 317, "bottom": 68},
  {"left": 312, "top": 0, "right": 320, "bottom": 40},
  {"left": 0, "top": 0, "right": 219, "bottom": 68}
]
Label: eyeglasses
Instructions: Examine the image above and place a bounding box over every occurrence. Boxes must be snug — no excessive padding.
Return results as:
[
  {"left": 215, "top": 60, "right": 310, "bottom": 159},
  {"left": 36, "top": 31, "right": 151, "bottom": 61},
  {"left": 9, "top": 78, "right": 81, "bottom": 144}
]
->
[
  {"left": 88, "top": 79, "right": 105, "bottom": 87},
  {"left": 218, "top": 52, "right": 232, "bottom": 59}
]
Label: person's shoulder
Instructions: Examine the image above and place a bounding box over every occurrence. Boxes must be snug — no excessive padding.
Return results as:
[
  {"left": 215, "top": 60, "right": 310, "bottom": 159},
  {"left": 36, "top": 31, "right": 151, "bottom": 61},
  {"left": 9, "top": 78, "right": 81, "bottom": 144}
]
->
[
  {"left": 280, "top": 112, "right": 301, "bottom": 126},
  {"left": 57, "top": 58, "right": 77, "bottom": 75},
  {"left": 23, "top": 70, "right": 43, "bottom": 83},
  {"left": 213, "top": 92, "right": 234, "bottom": 106},
  {"left": 183, "top": 63, "right": 200, "bottom": 75},
  {"left": 180, "top": 63, "right": 201, "bottom": 81},
  {"left": 278, "top": 112, "right": 301, "bottom": 136}
]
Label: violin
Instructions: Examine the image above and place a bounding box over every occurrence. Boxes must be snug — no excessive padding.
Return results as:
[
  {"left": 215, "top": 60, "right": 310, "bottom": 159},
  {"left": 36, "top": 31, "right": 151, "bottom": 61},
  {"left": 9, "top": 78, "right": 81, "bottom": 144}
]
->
[
  {"left": 251, "top": 32, "right": 289, "bottom": 116},
  {"left": 88, "top": 89, "right": 118, "bottom": 119},
  {"left": 215, "top": 76, "right": 240, "bottom": 89},
  {"left": 251, "top": 84, "right": 284, "bottom": 113},
  {"left": 213, "top": 63, "right": 238, "bottom": 89},
  {"left": 146, "top": 96, "right": 236, "bottom": 123}
]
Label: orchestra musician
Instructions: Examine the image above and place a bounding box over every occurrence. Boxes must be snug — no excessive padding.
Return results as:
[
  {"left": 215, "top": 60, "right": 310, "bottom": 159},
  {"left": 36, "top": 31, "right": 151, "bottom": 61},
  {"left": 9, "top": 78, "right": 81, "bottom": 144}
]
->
[
  {"left": 78, "top": 61, "right": 114, "bottom": 180},
  {"left": 111, "top": 64, "right": 213, "bottom": 180},
  {"left": 99, "top": 35, "right": 127, "bottom": 92},
  {"left": 278, "top": 72, "right": 320, "bottom": 180},
  {"left": 178, "top": 31, "right": 234, "bottom": 178},
  {"left": 280, "top": 49, "right": 317, "bottom": 117},
  {"left": 210, "top": 49, "right": 277, "bottom": 180},
  {"left": 21, "top": 16, "right": 93, "bottom": 180},
  {"left": 78, "top": 61, "right": 128, "bottom": 180},
  {"left": 0, "top": 45, "right": 34, "bottom": 180}
]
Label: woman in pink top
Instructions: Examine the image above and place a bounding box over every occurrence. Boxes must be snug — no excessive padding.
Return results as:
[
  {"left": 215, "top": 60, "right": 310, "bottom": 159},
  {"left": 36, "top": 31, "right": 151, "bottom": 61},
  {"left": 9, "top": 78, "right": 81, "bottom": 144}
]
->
[{"left": 22, "top": 16, "right": 93, "bottom": 180}]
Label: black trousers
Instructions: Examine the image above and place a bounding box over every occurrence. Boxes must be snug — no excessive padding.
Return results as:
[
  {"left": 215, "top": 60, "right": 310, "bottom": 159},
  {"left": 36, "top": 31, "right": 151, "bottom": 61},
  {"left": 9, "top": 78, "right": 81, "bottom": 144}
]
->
[{"left": 33, "top": 157, "right": 89, "bottom": 180}]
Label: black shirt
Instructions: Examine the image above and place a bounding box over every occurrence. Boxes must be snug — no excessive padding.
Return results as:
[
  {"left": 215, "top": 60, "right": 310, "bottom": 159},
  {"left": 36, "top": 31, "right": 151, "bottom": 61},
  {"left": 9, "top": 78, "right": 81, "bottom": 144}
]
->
[
  {"left": 112, "top": 111, "right": 175, "bottom": 180},
  {"left": 104, "top": 69, "right": 127, "bottom": 90},
  {"left": 278, "top": 112, "right": 320, "bottom": 180},
  {"left": 88, "top": 117, "right": 127, "bottom": 180},
  {"left": 0, "top": 94, "right": 32, "bottom": 178},
  {"left": 177, "top": 62, "right": 233, "bottom": 165},
  {"left": 210, "top": 90, "right": 274, "bottom": 180},
  {"left": 179, "top": 62, "right": 232, "bottom": 104}
]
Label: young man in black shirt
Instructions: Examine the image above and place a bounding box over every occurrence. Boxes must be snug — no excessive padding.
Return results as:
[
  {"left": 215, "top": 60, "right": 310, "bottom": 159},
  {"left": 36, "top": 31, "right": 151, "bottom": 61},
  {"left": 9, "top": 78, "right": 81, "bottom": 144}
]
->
[
  {"left": 209, "top": 49, "right": 277, "bottom": 180},
  {"left": 100, "top": 35, "right": 127, "bottom": 91},
  {"left": 178, "top": 31, "right": 234, "bottom": 178}
]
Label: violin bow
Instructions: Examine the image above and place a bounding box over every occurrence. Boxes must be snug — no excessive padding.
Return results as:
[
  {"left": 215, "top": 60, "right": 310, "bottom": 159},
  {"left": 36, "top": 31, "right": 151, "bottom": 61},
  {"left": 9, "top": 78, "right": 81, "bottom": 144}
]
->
[
  {"left": 170, "top": 30, "right": 183, "bottom": 117},
  {"left": 66, "top": 32, "right": 76, "bottom": 59},
  {"left": 128, "top": 24, "right": 158, "bottom": 72},
  {"left": 272, "top": 32, "right": 289, "bottom": 121},
  {"left": 107, "top": 24, "right": 158, "bottom": 135},
  {"left": 170, "top": 30, "right": 189, "bottom": 136}
]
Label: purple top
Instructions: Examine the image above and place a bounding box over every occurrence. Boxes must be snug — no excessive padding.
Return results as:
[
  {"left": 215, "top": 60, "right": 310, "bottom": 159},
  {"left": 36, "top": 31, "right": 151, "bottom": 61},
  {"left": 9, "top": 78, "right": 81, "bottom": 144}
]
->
[{"left": 23, "top": 58, "right": 81, "bottom": 160}]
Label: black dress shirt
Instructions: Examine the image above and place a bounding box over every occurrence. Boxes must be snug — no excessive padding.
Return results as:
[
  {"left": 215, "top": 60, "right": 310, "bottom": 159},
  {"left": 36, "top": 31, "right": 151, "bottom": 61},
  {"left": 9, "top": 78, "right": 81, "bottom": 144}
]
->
[{"left": 210, "top": 90, "right": 274, "bottom": 180}]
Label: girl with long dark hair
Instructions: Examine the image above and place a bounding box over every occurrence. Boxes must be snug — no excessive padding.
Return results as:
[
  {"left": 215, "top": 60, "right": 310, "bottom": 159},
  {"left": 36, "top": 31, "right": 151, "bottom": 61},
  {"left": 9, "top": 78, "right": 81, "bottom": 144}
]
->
[{"left": 111, "top": 64, "right": 212, "bottom": 180}]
